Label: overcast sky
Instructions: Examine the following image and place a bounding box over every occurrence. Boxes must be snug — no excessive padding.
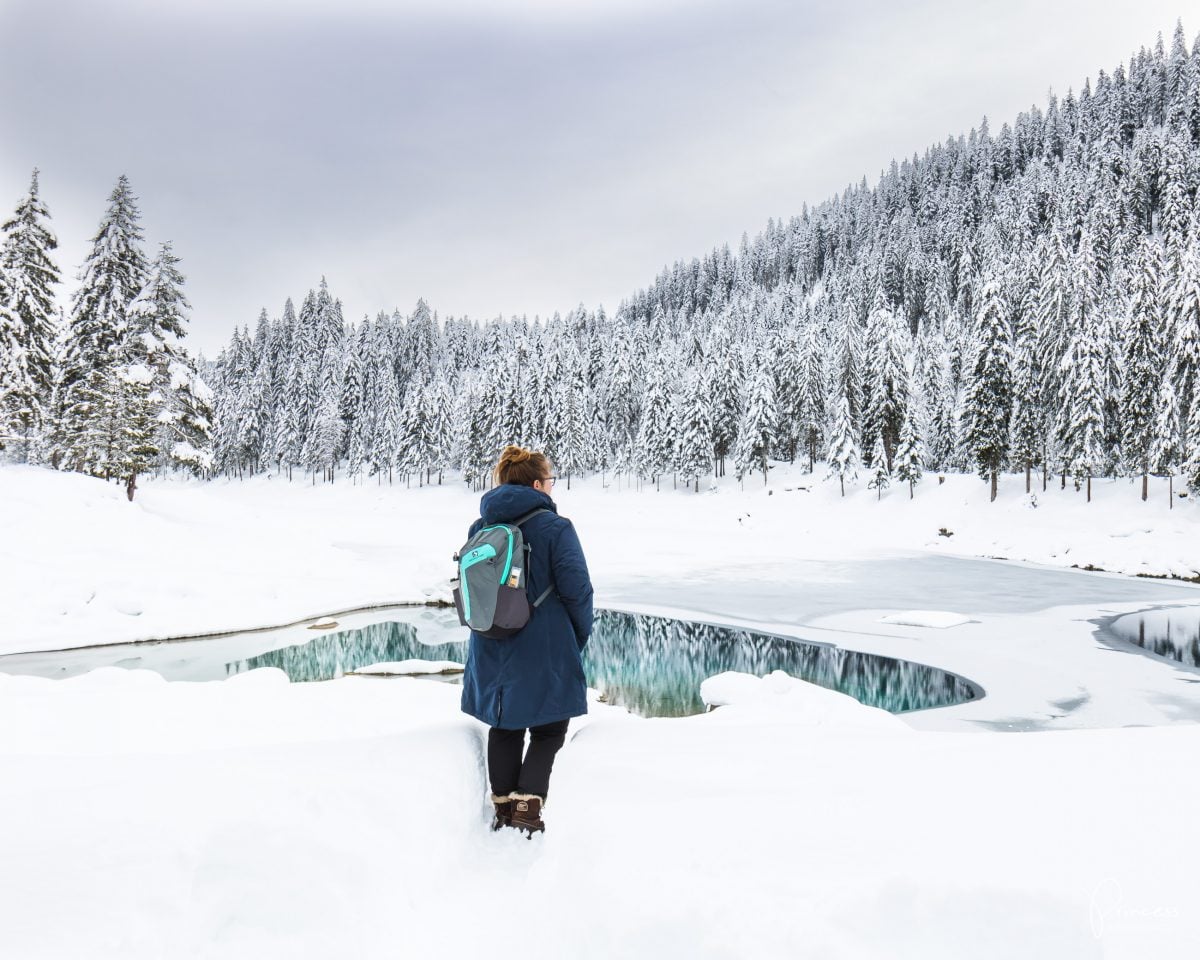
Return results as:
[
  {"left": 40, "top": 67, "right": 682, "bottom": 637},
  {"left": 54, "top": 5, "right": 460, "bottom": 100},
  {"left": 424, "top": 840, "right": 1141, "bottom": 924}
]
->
[{"left": 0, "top": 0, "right": 1191, "bottom": 354}]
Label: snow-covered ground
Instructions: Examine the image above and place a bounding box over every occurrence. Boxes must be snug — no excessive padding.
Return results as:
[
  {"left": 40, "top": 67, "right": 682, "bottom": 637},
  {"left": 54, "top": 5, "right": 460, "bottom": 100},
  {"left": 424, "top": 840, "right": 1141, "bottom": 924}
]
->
[
  {"left": 0, "top": 664, "right": 1196, "bottom": 959},
  {"left": 3, "top": 462, "right": 1198, "bottom": 656},
  {"left": 2, "top": 463, "right": 1200, "bottom": 957}
]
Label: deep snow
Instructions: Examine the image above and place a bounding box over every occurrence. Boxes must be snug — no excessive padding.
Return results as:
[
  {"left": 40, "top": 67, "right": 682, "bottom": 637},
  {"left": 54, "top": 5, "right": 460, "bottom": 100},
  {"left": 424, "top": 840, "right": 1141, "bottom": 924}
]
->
[
  {"left": 2, "top": 463, "right": 1200, "bottom": 958},
  {"left": 0, "top": 665, "right": 1196, "bottom": 959}
]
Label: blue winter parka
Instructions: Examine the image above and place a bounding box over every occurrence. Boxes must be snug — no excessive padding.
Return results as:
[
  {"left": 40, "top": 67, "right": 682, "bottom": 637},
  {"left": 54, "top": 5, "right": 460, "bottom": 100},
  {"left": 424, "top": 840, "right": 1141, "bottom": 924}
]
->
[{"left": 459, "top": 483, "right": 594, "bottom": 730}]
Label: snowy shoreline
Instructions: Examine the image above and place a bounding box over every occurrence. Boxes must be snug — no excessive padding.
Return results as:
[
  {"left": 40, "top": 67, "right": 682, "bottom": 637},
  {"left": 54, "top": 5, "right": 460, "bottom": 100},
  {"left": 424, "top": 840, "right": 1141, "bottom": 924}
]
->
[
  {"left": 5, "top": 458, "right": 1200, "bottom": 731},
  {"left": 5, "top": 461, "right": 1199, "bottom": 657}
]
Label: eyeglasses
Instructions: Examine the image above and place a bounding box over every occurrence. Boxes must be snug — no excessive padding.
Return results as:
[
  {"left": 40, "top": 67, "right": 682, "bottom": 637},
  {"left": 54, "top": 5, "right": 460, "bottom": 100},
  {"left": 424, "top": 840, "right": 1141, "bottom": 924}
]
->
[{"left": 544, "top": 476, "right": 558, "bottom": 484}]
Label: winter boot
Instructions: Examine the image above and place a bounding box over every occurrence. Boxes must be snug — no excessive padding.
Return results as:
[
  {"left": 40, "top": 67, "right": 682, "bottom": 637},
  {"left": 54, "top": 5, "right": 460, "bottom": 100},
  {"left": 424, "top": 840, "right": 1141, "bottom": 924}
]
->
[
  {"left": 490, "top": 794, "right": 513, "bottom": 831},
  {"left": 509, "top": 793, "right": 545, "bottom": 836}
]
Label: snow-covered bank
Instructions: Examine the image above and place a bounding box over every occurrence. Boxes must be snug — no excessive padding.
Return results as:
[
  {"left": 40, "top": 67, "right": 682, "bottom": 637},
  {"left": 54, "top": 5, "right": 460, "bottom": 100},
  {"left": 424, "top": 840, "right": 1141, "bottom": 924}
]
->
[
  {"left": 0, "top": 665, "right": 1195, "bottom": 959},
  {"left": 4, "top": 465, "right": 1200, "bottom": 956},
  {"left": 3, "top": 463, "right": 1198, "bottom": 656}
]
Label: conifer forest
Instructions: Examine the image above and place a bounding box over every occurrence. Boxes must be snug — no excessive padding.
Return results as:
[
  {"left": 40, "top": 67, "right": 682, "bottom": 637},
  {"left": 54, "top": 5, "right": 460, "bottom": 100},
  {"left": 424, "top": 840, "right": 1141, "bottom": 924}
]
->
[{"left": 4, "top": 25, "right": 1200, "bottom": 502}]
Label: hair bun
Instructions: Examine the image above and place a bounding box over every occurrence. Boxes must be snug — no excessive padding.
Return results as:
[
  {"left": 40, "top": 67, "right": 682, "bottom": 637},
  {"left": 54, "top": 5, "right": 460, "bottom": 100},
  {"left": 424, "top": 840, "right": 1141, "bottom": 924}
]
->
[{"left": 494, "top": 445, "right": 549, "bottom": 486}]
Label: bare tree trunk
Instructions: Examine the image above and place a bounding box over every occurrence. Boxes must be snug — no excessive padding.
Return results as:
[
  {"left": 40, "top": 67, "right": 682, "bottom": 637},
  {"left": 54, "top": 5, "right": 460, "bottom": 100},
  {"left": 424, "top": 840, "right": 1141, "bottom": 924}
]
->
[
  {"left": 1025, "top": 464, "right": 1031, "bottom": 494},
  {"left": 126, "top": 472, "right": 137, "bottom": 502},
  {"left": 990, "top": 469, "right": 998, "bottom": 502},
  {"left": 1087, "top": 475, "right": 1092, "bottom": 503},
  {"left": 1170, "top": 475, "right": 1174, "bottom": 509},
  {"left": 1142, "top": 472, "right": 1148, "bottom": 502}
]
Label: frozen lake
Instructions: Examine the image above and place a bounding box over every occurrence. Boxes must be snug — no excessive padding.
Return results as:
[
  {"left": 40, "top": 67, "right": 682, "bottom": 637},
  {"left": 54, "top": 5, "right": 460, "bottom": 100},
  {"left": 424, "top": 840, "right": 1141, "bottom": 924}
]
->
[
  {"left": 601, "top": 553, "right": 1200, "bottom": 624},
  {"left": 4, "top": 554, "right": 1198, "bottom": 729}
]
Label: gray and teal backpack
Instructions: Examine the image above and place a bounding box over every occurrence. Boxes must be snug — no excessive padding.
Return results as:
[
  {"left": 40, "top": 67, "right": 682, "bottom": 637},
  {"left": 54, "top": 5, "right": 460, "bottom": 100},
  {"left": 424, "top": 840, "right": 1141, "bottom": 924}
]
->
[{"left": 452, "top": 508, "right": 554, "bottom": 639}]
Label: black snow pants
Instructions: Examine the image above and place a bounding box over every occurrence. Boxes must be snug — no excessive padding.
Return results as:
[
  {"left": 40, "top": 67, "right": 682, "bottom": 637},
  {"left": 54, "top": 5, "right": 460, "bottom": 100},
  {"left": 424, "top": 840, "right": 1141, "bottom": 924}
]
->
[{"left": 486, "top": 719, "right": 570, "bottom": 800}]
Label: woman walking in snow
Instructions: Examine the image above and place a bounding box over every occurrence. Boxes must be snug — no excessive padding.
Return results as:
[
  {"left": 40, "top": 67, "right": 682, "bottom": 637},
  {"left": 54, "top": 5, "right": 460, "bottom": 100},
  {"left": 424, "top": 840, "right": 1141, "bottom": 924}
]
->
[{"left": 460, "top": 445, "right": 594, "bottom": 835}]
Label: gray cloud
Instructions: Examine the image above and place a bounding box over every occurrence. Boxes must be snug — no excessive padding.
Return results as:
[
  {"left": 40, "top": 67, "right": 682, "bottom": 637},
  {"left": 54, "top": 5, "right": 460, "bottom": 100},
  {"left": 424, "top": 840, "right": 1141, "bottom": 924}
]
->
[{"left": 0, "top": 0, "right": 1189, "bottom": 353}]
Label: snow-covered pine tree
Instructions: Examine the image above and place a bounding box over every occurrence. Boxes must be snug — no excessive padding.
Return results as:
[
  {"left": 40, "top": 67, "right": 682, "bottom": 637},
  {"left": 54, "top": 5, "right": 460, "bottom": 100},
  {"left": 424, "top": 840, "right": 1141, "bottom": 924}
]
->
[
  {"left": 396, "top": 375, "right": 429, "bottom": 485},
  {"left": 407, "top": 298, "right": 437, "bottom": 380},
  {"left": 825, "top": 393, "right": 860, "bottom": 497},
  {"left": 861, "top": 286, "right": 910, "bottom": 468},
  {"left": 0, "top": 271, "right": 28, "bottom": 457},
  {"left": 0, "top": 168, "right": 60, "bottom": 461},
  {"left": 1032, "top": 228, "right": 1074, "bottom": 456},
  {"left": 557, "top": 344, "right": 590, "bottom": 487},
  {"left": 1160, "top": 133, "right": 1191, "bottom": 268},
  {"left": 242, "top": 351, "right": 270, "bottom": 474},
  {"left": 341, "top": 322, "right": 372, "bottom": 482},
  {"left": 1148, "top": 379, "right": 1181, "bottom": 507},
  {"left": 867, "top": 433, "right": 890, "bottom": 499},
  {"left": 771, "top": 325, "right": 805, "bottom": 463},
  {"left": 1121, "top": 239, "right": 1165, "bottom": 500},
  {"left": 704, "top": 325, "right": 741, "bottom": 477},
  {"left": 55, "top": 175, "right": 150, "bottom": 474},
  {"left": 113, "top": 361, "right": 160, "bottom": 499},
  {"left": 795, "top": 320, "right": 826, "bottom": 470},
  {"left": 125, "top": 241, "right": 212, "bottom": 474},
  {"left": 635, "top": 360, "right": 673, "bottom": 489},
  {"left": 964, "top": 275, "right": 1012, "bottom": 501},
  {"left": 733, "top": 353, "right": 777, "bottom": 486},
  {"left": 339, "top": 322, "right": 369, "bottom": 462},
  {"left": 918, "top": 337, "right": 955, "bottom": 471},
  {"left": 457, "top": 377, "right": 494, "bottom": 491},
  {"left": 498, "top": 353, "right": 525, "bottom": 452},
  {"left": 304, "top": 388, "right": 343, "bottom": 483},
  {"left": 372, "top": 366, "right": 403, "bottom": 483},
  {"left": 676, "top": 366, "right": 714, "bottom": 491},
  {"left": 894, "top": 405, "right": 923, "bottom": 499},
  {"left": 600, "top": 324, "right": 634, "bottom": 475},
  {"left": 1055, "top": 296, "right": 1108, "bottom": 501},
  {"left": 482, "top": 361, "right": 512, "bottom": 478},
  {"left": 1170, "top": 219, "right": 1200, "bottom": 448},
  {"left": 1008, "top": 261, "right": 1044, "bottom": 493}
]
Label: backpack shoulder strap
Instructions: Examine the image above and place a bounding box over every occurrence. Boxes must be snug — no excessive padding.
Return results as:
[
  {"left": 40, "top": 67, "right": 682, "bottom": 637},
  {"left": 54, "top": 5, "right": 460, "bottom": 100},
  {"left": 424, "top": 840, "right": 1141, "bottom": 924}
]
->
[{"left": 511, "top": 507, "right": 551, "bottom": 527}]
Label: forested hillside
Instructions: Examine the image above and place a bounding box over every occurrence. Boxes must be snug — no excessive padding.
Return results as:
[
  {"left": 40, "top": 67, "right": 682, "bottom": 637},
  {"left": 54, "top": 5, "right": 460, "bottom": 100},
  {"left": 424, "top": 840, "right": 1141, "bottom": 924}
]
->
[
  {"left": 209, "top": 25, "right": 1200, "bottom": 499},
  {"left": 6, "top": 25, "right": 1200, "bottom": 503}
]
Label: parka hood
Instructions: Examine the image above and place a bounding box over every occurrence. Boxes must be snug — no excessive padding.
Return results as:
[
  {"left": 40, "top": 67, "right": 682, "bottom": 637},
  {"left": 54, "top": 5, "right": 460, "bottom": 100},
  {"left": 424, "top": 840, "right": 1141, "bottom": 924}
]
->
[{"left": 479, "top": 483, "right": 557, "bottom": 524}]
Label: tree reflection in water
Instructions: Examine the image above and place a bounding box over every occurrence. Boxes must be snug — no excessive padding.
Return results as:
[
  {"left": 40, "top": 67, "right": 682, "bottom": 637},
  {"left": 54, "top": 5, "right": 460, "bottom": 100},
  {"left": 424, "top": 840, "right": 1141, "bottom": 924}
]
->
[
  {"left": 231, "top": 621, "right": 466, "bottom": 683},
  {"left": 1108, "top": 611, "right": 1200, "bottom": 668},
  {"left": 584, "top": 611, "right": 978, "bottom": 717},
  {"left": 227, "top": 612, "right": 979, "bottom": 717}
]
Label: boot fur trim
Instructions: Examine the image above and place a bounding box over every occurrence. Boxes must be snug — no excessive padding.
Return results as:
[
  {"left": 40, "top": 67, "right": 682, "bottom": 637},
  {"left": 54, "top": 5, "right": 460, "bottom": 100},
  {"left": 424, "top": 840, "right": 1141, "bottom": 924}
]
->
[
  {"left": 490, "top": 794, "right": 513, "bottom": 805},
  {"left": 508, "top": 792, "right": 542, "bottom": 801}
]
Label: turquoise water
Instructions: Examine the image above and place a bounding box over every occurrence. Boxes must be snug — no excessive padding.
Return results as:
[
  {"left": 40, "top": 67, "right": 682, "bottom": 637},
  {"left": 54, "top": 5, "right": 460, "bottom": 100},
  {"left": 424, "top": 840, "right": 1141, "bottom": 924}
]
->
[{"left": 583, "top": 611, "right": 978, "bottom": 716}]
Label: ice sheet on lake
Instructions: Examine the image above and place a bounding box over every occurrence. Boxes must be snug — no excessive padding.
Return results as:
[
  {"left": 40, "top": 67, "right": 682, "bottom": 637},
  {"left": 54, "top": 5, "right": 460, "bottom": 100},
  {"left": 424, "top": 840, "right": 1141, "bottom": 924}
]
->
[{"left": 879, "top": 610, "right": 972, "bottom": 628}]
